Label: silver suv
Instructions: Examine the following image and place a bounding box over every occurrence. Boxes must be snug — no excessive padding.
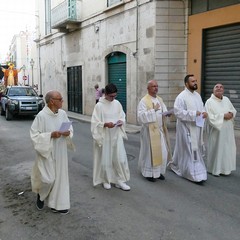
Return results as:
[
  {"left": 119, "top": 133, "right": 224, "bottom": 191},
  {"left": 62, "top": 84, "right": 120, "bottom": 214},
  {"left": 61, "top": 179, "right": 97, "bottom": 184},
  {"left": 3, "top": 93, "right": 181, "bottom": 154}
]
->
[{"left": 0, "top": 86, "right": 45, "bottom": 120}]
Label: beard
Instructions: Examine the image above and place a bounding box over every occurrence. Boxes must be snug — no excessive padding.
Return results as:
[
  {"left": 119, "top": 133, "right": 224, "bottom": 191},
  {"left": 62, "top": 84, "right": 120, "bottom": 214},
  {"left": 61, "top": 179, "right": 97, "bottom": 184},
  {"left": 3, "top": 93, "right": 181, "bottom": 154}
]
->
[{"left": 189, "top": 84, "right": 198, "bottom": 91}]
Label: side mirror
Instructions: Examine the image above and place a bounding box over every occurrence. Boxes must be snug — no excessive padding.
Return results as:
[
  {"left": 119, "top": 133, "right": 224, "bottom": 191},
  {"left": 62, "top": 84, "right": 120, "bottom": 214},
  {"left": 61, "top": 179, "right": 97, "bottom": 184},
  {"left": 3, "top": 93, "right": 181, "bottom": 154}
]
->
[{"left": 39, "top": 94, "right": 43, "bottom": 98}]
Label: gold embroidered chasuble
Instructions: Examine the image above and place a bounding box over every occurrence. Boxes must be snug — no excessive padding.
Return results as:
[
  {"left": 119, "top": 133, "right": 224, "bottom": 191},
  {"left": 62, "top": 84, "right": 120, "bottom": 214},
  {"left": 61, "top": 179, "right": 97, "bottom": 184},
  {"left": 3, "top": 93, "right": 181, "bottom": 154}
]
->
[{"left": 142, "top": 94, "right": 171, "bottom": 167}]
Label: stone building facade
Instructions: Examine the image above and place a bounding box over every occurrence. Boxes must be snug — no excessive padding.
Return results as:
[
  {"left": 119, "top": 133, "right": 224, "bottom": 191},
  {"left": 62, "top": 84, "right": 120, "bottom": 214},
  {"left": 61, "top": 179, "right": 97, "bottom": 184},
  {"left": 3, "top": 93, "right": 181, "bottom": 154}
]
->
[{"left": 36, "top": 0, "right": 187, "bottom": 124}]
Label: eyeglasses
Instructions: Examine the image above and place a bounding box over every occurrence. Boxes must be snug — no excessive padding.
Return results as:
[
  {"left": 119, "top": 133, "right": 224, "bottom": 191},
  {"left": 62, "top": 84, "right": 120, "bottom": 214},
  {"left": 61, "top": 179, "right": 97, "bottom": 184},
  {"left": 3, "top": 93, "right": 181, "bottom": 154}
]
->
[{"left": 52, "top": 98, "right": 63, "bottom": 102}]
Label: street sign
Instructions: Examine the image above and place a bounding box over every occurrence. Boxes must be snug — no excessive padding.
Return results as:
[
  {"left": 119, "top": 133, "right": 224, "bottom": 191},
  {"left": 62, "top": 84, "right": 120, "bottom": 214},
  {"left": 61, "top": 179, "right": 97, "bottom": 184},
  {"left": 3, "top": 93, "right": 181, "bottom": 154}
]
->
[{"left": 23, "top": 76, "right": 27, "bottom": 81}]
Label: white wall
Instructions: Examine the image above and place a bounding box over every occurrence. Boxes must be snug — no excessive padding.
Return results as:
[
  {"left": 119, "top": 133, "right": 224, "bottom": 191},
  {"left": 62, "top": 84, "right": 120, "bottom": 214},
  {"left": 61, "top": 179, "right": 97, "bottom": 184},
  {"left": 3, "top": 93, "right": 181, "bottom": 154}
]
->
[{"left": 81, "top": 0, "right": 106, "bottom": 19}]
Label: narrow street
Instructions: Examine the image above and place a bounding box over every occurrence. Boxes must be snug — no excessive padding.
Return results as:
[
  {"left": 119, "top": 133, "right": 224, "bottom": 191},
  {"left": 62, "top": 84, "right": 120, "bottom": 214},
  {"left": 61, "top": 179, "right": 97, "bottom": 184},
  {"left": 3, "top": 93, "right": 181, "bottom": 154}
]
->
[{"left": 0, "top": 116, "right": 239, "bottom": 240}]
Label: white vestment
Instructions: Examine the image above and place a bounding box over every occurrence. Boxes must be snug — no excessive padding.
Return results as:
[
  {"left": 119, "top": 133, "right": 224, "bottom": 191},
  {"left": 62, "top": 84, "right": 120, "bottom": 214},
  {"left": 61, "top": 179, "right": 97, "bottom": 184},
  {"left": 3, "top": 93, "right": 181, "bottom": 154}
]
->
[
  {"left": 30, "top": 106, "right": 74, "bottom": 210},
  {"left": 91, "top": 97, "right": 130, "bottom": 186},
  {"left": 170, "top": 88, "right": 207, "bottom": 182},
  {"left": 205, "top": 94, "right": 237, "bottom": 175},
  {"left": 137, "top": 95, "right": 171, "bottom": 178}
]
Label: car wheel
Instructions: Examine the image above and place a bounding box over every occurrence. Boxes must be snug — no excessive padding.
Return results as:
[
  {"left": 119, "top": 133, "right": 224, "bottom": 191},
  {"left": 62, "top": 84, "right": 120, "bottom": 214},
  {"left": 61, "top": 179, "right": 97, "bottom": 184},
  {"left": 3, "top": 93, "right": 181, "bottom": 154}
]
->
[
  {"left": 0, "top": 104, "right": 5, "bottom": 116},
  {"left": 6, "top": 107, "right": 13, "bottom": 120}
]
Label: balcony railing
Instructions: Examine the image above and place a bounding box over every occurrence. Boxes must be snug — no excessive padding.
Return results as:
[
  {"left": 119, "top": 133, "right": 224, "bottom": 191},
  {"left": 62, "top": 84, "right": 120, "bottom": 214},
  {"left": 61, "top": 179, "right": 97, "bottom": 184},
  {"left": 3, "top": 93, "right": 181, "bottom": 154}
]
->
[
  {"left": 51, "top": 0, "right": 81, "bottom": 31},
  {"left": 107, "top": 0, "right": 123, "bottom": 7}
]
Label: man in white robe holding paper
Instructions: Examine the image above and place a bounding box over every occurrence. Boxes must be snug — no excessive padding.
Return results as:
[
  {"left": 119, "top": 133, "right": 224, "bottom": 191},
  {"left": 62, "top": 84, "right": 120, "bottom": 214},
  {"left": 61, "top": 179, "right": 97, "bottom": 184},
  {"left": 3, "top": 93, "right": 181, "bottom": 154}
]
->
[
  {"left": 30, "top": 90, "right": 74, "bottom": 215},
  {"left": 137, "top": 80, "right": 172, "bottom": 182},
  {"left": 91, "top": 83, "right": 130, "bottom": 191},
  {"left": 205, "top": 83, "right": 237, "bottom": 176},
  {"left": 170, "top": 75, "right": 208, "bottom": 182}
]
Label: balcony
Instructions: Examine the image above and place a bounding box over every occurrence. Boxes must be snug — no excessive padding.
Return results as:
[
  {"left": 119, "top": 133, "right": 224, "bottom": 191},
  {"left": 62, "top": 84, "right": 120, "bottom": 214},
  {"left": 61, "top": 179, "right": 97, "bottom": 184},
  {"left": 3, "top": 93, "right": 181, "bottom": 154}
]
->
[
  {"left": 51, "top": 0, "right": 81, "bottom": 32},
  {"left": 107, "top": 0, "right": 123, "bottom": 7}
]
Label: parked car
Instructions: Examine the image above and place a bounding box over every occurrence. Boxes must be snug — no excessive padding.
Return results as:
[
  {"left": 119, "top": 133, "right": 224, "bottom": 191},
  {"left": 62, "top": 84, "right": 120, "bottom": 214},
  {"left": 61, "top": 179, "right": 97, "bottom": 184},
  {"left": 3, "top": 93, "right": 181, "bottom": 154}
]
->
[{"left": 0, "top": 86, "right": 45, "bottom": 120}]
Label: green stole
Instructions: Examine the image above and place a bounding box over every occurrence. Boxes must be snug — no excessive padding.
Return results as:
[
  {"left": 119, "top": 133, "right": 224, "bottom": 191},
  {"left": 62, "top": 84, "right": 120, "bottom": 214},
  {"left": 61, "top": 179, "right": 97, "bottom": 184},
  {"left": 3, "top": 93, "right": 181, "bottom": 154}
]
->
[{"left": 143, "top": 94, "right": 163, "bottom": 167}]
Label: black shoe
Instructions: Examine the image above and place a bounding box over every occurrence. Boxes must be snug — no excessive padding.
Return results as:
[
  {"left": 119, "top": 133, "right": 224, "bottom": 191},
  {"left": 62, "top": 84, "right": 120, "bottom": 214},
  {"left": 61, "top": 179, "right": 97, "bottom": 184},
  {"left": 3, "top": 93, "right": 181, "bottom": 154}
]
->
[
  {"left": 158, "top": 174, "right": 165, "bottom": 180},
  {"left": 146, "top": 177, "right": 157, "bottom": 182},
  {"left": 51, "top": 208, "right": 69, "bottom": 215},
  {"left": 51, "top": 208, "right": 58, "bottom": 213},
  {"left": 58, "top": 209, "right": 69, "bottom": 215},
  {"left": 36, "top": 194, "right": 44, "bottom": 210}
]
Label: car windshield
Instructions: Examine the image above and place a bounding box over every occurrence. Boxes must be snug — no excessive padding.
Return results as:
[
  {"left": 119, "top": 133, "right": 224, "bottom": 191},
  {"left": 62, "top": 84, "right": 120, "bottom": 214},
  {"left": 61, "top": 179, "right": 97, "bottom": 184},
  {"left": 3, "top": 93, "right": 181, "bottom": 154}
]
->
[{"left": 8, "top": 87, "right": 38, "bottom": 97}]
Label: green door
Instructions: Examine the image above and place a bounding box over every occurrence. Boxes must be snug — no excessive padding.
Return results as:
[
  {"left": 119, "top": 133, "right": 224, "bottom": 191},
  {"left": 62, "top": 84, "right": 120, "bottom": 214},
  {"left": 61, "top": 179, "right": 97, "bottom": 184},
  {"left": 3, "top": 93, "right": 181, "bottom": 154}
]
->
[
  {"left": 108, "top": 52, "right": 127, "bottom": 112},
  {"left": 67, "top": 66, "right": 82, "bottom": 114}
]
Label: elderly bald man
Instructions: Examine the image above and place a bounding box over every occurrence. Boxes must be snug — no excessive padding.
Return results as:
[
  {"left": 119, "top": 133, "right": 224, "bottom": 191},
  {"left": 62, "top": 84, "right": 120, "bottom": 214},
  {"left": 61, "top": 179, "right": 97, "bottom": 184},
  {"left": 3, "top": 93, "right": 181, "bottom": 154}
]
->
[
  {"left": 205, "top": 83, "right": 237, "bottom": 176},
  {"left": 30, "top": 90, "right": 74, "bottom": 215}
]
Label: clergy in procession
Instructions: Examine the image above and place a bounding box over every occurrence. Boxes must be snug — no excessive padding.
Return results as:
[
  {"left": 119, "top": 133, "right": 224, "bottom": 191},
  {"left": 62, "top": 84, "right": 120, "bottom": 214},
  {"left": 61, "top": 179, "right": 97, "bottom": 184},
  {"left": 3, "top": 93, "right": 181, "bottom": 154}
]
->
[
  {"left": 91, "top": 83, "right": 130, "bottom": 191},
  {"left": 137, "top": 80, "right": 172, "bottom": 182},
  {"left": 205, "top": 83, "right": 237, "bottom": 176},
  {"left": 170, "top": 75, "right": 208, "bottom": 182},
  {"left": 30, "top": 90, "right": 74, "bottom": 215}
]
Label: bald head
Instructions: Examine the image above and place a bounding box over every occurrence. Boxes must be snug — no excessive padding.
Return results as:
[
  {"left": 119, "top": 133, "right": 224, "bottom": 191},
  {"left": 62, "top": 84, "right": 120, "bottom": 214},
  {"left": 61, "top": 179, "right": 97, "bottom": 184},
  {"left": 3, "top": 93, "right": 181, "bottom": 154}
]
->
[
  {"left": 147, "top": 80, "right": 158, "bottom": 97},
  {"left": 45, "top": 90, "right": 63, "bottom": 113},
  {"left": 147, "top": 80, "right": 157, "bottom": 88},
  {"left": 213, "top": 83, "right": 224, "bottom": 99},
  {"left": 45, "top": 90, "right": 61, "bottom": 103}
]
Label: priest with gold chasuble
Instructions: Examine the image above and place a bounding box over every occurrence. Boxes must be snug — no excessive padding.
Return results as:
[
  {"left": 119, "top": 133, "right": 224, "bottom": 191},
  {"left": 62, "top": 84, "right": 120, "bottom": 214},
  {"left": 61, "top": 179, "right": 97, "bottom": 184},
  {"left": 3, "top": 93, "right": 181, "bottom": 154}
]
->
[{"left": 137, "top": 80, "right": 172, "bottom": 182}]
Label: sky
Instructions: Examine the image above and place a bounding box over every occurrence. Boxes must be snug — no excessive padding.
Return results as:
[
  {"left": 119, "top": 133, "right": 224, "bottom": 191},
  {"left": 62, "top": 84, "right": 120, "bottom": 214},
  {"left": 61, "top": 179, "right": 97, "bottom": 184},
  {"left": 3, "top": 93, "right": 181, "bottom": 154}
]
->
[{"left": 0, "top": 0, "right": 35, "bottom": 62}]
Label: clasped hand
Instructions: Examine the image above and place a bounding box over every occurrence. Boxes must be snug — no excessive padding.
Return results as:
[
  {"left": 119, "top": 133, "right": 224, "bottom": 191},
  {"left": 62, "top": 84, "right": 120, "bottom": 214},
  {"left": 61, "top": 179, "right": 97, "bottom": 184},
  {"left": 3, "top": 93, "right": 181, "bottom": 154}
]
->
[
  {"left": 196, "top": 111, "right": 208, "bottom": 119},
  {"left": 224, "top": 112, "right": 233, "bottom": 120}
]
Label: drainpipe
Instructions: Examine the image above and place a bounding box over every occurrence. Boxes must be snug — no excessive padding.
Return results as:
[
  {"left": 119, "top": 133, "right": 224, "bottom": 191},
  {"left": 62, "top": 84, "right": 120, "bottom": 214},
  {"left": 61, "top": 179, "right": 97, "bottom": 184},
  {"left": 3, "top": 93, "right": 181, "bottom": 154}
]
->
[
  {"left": 38, "top": 44, "right": 42, "bottom": 95},
  {"left": 135, "top": 0, "right": 139, "bottom": 124}
]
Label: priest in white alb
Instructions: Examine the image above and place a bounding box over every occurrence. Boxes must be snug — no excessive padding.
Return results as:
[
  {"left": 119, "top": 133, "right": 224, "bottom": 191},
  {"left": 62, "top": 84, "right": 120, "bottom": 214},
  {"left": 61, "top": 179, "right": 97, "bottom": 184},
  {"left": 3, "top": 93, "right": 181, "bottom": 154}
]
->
[
  {"left": 30, "top": 90, "right": 74, "bottom": 215},
  {"left": 205, "top": 83, "right": 237, "bottom": 176},
  {"left": 170, "top": 75, "right": 208, "bottom": 182},
  {"left": 137, "top": 80, "right": 172, "bottom": 182}
]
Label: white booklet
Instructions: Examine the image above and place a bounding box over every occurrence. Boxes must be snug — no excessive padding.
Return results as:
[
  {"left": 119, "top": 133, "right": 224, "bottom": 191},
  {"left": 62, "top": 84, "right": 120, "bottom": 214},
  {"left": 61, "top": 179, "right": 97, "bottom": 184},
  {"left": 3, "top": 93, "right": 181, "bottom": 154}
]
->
[
  {"left": 161, "top": 108, "right": 174, "bottom": 116},
  {"left": 59, "top": 121, "right": 72, "bottom": 132},
  {"left": 114, "top": 121, "right": 122, "bottom": 127},
  {"left": 196, "top": 115, "right": 205, "bottom": 127}
]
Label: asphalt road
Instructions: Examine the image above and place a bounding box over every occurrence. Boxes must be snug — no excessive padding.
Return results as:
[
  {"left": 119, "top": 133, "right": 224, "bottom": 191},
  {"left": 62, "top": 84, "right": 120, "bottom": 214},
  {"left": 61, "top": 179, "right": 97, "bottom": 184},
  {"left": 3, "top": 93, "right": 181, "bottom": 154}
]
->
[{"left": 0, "top": 115, "right": 239, "bottom": 240}]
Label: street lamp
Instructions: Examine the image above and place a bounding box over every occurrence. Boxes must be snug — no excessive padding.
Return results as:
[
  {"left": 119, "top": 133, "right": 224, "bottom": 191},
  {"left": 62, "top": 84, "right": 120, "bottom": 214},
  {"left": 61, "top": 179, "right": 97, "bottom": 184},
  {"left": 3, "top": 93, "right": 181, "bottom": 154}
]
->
[
  {"left": 30, "top": 58, "right": 34, "bottom": 87},
  {"left": 22, "top": 65, "right": 26, "bottom": 85}
]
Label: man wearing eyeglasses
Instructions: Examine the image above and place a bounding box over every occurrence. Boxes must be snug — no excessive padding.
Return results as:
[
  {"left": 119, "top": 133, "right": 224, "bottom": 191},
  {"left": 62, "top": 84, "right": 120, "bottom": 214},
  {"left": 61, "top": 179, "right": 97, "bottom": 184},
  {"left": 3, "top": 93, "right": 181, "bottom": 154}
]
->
[
  {"left": 30, "top": 90, "right": 74, "bottom": 215},
  {"left": 91, "top": 83, "right": 131, "bottom": 191}
]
